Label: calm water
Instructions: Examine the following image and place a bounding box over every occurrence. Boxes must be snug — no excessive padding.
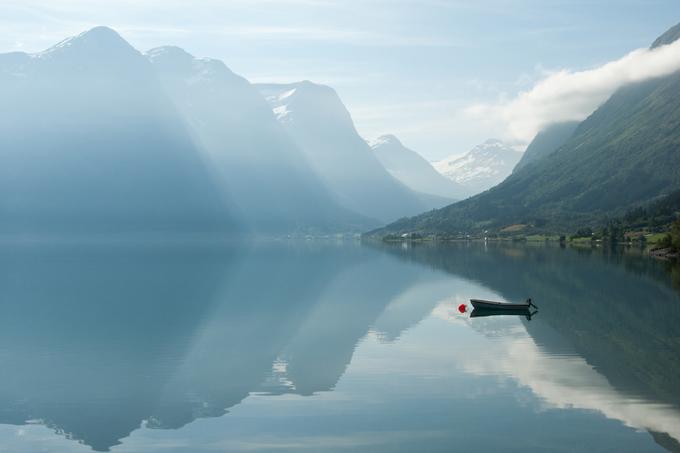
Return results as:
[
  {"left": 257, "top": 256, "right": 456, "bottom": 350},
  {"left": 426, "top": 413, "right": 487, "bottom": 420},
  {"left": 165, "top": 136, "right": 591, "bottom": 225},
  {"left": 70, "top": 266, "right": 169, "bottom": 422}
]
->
[{"left": 0, "top": 240, "right": 679, "bottom": 452}]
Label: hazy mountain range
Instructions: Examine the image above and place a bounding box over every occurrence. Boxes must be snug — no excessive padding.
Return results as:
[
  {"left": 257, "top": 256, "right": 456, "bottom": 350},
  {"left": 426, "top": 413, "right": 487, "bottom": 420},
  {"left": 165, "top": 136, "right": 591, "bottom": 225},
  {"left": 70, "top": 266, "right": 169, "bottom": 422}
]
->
[
  {"left": 0, "top": 26, "right": 238, "bottom": 237},
  {"left": 257, "top": 82, "right": 451, "bottom": 223},
  {"left": 146, "top": 46, "right": 367, "bottom": 234},
  {"left": 372, "top": 21, "right": 680, "bottom": 236},
  {"left": 4, "top": 23, "right": 679, "bottom": 238},
  {"left": 0, "top": 26, "right": 465, "bottom": 237},
  {"left": 369, "top": 134, "right": 465, "bottom": 200}
]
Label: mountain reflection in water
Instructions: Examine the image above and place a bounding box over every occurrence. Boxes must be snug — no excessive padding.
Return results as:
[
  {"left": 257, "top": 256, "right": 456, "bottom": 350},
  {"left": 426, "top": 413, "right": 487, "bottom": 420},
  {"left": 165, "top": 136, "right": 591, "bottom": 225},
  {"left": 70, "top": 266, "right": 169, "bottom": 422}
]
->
[{"left": 0, "top": 241, "right": 678, "bottom": 452}]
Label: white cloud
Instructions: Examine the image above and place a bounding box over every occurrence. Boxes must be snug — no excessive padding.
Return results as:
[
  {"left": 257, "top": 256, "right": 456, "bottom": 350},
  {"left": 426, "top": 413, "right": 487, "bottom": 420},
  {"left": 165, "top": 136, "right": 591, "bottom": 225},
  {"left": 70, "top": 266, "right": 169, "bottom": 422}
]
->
[{"left": 466, "top": 39, "right": 680, "bottom": 144}]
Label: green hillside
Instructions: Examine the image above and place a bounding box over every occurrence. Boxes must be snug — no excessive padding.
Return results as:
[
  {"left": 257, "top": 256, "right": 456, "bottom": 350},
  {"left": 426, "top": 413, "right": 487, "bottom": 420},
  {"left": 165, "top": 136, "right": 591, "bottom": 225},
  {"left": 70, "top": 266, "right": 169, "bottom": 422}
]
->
[
  {"left": 513, "top": 121, "right": 579, "bottom": 172},
  {"left": 370, "top": 24, "right": 680, "bottom": 237}
]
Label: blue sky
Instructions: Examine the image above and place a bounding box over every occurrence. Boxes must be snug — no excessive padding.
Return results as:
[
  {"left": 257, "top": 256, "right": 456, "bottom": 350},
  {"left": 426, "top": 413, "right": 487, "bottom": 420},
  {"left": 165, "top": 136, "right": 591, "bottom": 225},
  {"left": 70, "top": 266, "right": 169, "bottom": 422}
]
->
[{"left": 2, "top": 0, "right": 680, "bottom": 159}]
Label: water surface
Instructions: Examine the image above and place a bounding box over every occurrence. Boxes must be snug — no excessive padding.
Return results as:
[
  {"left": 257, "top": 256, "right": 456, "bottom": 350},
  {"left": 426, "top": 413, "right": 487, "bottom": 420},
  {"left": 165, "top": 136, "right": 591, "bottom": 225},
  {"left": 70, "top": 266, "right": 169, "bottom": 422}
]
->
[{"left": 0, "top": 241, "right": 679, "bottom": 452}]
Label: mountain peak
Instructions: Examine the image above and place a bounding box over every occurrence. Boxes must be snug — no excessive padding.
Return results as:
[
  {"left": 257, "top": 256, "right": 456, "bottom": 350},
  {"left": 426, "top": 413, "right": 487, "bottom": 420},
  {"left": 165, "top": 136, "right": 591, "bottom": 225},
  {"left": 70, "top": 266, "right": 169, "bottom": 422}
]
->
[
  {"left": 288, "top": 80, "right": 337, "bottom": 97},
  {"left": 481, "top": 138, "right": 505, "bottom": 146},
  {"left": 651, "top": 22, "right": 680, "bottom": 49},
  {"left": 146, "top": 45, "right": 195, "bottom": 73},
  {"left": 146, "top": 46, "right": 238, "bottom": 83},
  {"left": 38, "top": 26, "right": 138, "bottom": 60},
  {"left": 256, "top": 80, "right": 348, "bottom": 126},
  {"left": 370, "top": 133, "right": 464, "bottom": 200},
  {"left": 470, "top": 139, "right": 518, "bottom": 156},
  {"left": 81, "top": 26, "right": 123, "bottom": 41},
  {"left": 257, "top": 80, "right": 338, "bottom": 100},
  {"left": 146, "top": 45, "right": 194, "bottom": 62}
]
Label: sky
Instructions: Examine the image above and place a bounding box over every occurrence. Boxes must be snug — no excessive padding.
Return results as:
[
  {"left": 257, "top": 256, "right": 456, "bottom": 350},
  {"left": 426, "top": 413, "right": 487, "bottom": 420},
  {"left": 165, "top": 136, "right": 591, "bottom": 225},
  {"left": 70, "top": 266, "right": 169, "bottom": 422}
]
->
[{"left": 2, "top": 0, "right": 680, "bottom": 160}]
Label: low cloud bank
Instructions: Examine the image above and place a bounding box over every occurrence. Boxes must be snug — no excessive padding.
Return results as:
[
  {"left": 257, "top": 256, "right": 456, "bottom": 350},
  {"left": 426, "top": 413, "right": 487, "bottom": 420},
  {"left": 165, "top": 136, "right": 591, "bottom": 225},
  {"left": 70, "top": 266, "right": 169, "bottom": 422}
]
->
[{"left": 467, "top": 39, "right": 680, "bottom": 143}]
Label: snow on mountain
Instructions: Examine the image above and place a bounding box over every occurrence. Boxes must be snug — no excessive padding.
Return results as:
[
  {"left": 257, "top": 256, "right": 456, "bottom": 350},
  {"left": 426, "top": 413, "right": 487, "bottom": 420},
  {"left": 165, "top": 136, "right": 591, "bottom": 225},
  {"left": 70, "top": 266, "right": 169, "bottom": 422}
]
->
[
  {"left": 434, "top": 139, "right": 522, "bottom": 196},
  {"left": 369, "top": 134, "right": 464, "bottom": 200}
]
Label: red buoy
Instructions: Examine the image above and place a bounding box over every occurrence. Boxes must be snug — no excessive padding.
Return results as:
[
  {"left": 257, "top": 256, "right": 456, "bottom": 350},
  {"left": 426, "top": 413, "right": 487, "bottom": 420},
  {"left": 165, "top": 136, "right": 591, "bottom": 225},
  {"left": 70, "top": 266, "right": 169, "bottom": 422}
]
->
[{"left": 458, "top": 303, "right": 467, "bottom": 313}]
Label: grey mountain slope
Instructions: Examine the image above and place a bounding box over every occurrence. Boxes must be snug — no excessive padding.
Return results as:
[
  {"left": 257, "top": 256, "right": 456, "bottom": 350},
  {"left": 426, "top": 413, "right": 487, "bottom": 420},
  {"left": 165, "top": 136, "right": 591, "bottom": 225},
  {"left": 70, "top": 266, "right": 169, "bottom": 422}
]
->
[
  {"left": 0, "top": 27, "right": 237, "bottom": 236},
  {"left": 147, "top": 47, "right": 372, "bottom": 233},
  {"left": 513, "top": 121, "right": 580, "bottom": 172},
  {"left": 257, "top": 81, "right": 440, "bottom": 224},
  {"left": 371, "top": 22, "right": 680, "bottom": 235},
  {"left": 370, "top": 134, "right": 464, "bottom": 200},
  {"left": 652, "top": 22, "right": 680, "bottom": 49}
]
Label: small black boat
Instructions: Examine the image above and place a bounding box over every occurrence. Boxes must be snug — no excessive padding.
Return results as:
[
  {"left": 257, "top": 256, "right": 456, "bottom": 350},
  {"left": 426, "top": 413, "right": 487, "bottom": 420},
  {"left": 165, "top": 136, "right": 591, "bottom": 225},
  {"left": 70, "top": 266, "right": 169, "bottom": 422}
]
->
[
  {"left": 470, "top": 307, "right": 537, "bottom": 321},
  {"left": 470, "top": 298, "right": 536, "bottom": 310}
]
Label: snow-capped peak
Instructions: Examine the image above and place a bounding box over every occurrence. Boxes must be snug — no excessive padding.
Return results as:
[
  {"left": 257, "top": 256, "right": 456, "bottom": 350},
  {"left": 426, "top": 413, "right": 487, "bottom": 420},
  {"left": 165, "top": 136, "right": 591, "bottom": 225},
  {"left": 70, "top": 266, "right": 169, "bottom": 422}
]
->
[
  {"left": 434, "top": 139, "right": 522, "bottom": 195},
  {"left": 146, "top": 45, "right": 193, "bottom": 63}
]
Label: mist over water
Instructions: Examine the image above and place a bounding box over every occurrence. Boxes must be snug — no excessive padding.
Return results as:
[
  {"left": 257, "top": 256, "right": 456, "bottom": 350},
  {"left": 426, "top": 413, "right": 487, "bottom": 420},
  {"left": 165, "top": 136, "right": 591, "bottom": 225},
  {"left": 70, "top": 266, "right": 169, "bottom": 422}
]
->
[{"left": 0, "top": 240, "right": 678, "bottom": 452}]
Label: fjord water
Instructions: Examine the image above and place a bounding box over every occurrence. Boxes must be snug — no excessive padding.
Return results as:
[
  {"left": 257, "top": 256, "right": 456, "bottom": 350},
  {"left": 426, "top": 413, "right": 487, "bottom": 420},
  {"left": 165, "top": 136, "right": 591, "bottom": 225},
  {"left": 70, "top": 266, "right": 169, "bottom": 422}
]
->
[{"left": 0, "top": 241, "right": 678, "bottom": 452}]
